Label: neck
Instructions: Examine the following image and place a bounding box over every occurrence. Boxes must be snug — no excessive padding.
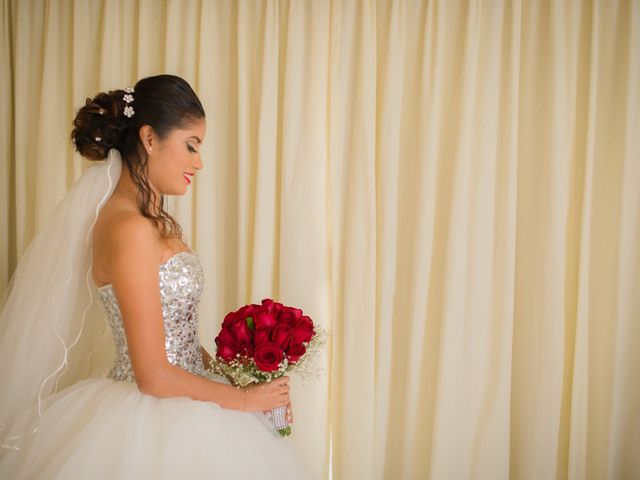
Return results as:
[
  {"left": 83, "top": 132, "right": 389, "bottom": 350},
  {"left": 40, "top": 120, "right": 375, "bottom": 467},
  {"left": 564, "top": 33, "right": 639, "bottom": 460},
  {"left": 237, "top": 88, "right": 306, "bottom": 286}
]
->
[{"left": 114, "top": 165, "right": 161, "bottom": 210}]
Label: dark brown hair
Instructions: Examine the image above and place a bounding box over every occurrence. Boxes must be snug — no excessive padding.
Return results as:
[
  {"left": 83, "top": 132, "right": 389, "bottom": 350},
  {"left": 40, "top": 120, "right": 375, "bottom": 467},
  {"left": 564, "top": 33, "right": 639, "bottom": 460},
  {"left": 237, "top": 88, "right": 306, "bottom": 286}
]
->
[{"left": 71, "top": 74, "right": 205, "bottom": 239}]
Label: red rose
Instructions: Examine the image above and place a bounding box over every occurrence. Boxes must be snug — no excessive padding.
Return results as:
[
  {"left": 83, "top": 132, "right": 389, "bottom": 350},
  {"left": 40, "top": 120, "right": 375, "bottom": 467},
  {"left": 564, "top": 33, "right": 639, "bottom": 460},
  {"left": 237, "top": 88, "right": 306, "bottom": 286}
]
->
[
  {"left": 277, "top": 309, "right": 296, "bottom": 325},
  {"left": 241, "top": 342, "right": 255, "bottom": 358},
  {"left": 253, "top": 343, "right": 284, "bottom": 372},
  {"left": 260, "top": 298, "right": 275, "bottom": 311},
  {"left": 254, "top": 309, "right": 277, "bottom": 330},
  {"left": 291, "top": 316, "right": 314, "bottom": 344},
  {"left": 286, "top": 306, "right": 303, "bottom": 321},
  {"left": 285, "top": 343, "right": 306, "bottom": 363},
  {"left": 261, "top": 298, "right": 285, "bottom": 315},
  {"left": 216, "top": 326, "right": 237, "bottom": 346},
  {"left": 222, "top": 304, "right": 256, "bottom": 328},
  {"left": 229, "top": 317, "right": 252, "bottom": 344},
  {"left": 215, "top": 343, "right": 237, "bottom": 362},
  {"left": 253, "top": 328, "right": 270, "bottom": 346},
  {"left": 215, "top": 328, "right": 239, "bottom": 362},
  {"left": 270, "top": 324, "right": 292, "bottom": 349}
]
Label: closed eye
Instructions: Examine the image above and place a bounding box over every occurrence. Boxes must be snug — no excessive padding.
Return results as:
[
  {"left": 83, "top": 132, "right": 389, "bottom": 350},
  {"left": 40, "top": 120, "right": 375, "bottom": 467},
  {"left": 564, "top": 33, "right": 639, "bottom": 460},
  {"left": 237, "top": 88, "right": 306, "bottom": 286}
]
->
[{"left": 187, "top": 143, "right": 197, "bottom": 153}]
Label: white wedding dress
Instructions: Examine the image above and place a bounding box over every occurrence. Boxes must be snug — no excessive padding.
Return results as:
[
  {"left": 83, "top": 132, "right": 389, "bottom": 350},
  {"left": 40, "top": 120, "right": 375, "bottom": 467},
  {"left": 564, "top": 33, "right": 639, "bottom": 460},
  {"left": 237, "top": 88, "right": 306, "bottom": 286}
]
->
[{"left": 0, "top": 249, "right": 315, "bottom": 479}]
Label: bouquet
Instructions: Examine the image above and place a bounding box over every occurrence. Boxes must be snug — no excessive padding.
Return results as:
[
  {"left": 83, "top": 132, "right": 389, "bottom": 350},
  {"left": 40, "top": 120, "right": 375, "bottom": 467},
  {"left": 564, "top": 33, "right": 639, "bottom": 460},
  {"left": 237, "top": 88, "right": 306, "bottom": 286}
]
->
[{"left": 209, "top": 298, "right": 326, "bottom": 436}]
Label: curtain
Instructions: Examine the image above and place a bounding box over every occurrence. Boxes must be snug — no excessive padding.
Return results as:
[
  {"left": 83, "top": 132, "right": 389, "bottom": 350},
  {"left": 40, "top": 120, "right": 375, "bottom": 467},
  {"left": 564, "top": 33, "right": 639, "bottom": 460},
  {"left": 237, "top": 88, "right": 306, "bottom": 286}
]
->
[{"left": 1, "top": 1, "right": 639, "bottom": 479}]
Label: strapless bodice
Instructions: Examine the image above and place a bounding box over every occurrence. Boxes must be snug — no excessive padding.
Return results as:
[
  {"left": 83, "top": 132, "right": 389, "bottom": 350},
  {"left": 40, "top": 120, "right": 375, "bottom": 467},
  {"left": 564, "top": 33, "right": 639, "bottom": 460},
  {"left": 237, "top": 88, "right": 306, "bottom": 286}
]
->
[{"left": 96, "top": 250, "right": 207, "bottom": 381}]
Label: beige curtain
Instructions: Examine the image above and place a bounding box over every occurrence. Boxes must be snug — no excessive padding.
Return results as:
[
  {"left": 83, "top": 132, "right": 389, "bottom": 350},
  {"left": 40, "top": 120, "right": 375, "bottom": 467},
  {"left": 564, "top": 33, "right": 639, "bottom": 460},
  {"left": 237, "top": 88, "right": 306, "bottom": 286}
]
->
[{"left": 2, "top": 1, "right": 639, "bottom": 479}]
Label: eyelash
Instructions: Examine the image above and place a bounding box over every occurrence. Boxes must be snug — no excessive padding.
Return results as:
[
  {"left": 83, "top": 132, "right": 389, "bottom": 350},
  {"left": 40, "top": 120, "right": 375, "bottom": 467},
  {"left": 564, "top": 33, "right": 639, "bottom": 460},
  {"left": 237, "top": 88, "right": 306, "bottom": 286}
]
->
[{"left": 187, "top": 143, "right": 197, "bottom": 153}]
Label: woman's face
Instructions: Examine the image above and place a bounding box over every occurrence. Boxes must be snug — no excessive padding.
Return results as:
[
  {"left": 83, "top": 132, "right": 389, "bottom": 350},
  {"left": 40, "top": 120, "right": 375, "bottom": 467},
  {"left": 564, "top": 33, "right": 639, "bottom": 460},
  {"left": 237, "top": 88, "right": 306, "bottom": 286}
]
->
[{"left": 146, "top": 118, "right": 206, "bottom": 196}]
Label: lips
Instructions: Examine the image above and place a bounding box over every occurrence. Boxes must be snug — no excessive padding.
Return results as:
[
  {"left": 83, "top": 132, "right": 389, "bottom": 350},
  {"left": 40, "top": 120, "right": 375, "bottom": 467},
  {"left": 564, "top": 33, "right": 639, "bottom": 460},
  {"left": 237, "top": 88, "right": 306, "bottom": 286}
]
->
[{"left": 184, "top": 173, "right": 193, "bottom": 185}]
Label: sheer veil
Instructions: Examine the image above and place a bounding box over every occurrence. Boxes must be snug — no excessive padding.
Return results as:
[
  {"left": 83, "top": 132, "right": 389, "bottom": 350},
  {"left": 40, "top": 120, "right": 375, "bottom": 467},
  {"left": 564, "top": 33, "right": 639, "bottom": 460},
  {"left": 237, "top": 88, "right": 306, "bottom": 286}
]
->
[{"left": 0, "top": 149, "right": 122, "bottom": 452}]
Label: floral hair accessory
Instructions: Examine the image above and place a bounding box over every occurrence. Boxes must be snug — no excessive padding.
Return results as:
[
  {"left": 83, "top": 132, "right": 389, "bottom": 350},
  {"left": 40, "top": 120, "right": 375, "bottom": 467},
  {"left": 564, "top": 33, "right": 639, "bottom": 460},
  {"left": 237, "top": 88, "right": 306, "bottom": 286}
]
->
[{"left": 123, "top": 86, "right": 135, "bottom": 118}]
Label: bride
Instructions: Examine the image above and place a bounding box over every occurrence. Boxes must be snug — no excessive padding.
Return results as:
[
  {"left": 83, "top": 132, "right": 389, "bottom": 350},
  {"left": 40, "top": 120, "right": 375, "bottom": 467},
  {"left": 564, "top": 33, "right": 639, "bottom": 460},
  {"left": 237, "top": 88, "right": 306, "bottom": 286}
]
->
[{"left": 0, "top": 74, "right": 315, "bottom": 478}]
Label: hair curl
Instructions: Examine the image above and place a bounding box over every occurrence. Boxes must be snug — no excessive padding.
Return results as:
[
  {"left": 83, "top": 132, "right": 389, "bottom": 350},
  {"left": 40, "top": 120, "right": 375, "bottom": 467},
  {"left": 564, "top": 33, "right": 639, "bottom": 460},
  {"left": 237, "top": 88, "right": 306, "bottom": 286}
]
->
[{"left": 71, "top": 74, "right": 205, "bottom": 239}]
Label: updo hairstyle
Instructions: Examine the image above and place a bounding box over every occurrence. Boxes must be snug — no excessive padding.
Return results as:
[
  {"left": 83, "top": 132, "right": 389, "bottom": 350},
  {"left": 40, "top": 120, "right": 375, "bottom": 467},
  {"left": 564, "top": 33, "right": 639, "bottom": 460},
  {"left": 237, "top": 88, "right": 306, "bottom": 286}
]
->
[{"left": 71, "top": 74, "right": 205, "bottom": 239}]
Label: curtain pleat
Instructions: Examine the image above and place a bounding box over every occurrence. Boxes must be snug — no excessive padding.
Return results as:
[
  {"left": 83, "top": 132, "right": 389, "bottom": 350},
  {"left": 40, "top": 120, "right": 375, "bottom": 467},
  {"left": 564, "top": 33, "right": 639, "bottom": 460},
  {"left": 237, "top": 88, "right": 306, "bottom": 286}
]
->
[{"left": 0, "top": 0, "right": 14, "bottom": 287}]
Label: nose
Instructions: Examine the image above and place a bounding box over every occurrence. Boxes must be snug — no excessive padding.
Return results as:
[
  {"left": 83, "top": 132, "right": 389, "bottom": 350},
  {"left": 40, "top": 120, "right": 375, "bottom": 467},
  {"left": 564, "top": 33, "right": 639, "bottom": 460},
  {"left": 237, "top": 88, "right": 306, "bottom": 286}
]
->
[{"left": 193, "top": 153, "right": 203, "bottom": 171}]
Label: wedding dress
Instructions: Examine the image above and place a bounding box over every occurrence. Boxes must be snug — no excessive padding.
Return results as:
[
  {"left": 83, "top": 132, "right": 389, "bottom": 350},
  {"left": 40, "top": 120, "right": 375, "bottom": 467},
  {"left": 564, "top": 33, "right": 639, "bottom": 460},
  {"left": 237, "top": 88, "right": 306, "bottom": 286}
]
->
[{"left": 0, "top": 151, "right": 315, "bottom": 479}]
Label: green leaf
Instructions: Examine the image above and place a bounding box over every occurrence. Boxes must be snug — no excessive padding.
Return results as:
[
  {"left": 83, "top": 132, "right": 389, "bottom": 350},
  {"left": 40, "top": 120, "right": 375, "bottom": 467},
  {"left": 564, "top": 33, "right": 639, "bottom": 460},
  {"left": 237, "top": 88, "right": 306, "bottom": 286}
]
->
[
  {"left": 246, "top": 316, "right": 255, "bottom": 330},
  {"left": 278, "top": 426, "right": 292, "bottom": 437}
]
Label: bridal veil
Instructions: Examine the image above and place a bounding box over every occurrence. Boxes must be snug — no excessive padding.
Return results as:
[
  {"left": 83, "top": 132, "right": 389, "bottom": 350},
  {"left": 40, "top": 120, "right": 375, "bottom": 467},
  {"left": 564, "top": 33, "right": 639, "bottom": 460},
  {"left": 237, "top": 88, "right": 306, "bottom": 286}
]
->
[{"left": 0, "top": 150, "right": 122, "bottom": 451}]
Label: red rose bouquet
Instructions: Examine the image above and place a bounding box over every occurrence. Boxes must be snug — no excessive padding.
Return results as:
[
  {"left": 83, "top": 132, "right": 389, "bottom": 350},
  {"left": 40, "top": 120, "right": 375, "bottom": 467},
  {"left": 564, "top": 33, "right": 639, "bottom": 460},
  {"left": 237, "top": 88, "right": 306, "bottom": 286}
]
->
[{"left": 209, "top": 298, "right": 326, "bottom": 436}]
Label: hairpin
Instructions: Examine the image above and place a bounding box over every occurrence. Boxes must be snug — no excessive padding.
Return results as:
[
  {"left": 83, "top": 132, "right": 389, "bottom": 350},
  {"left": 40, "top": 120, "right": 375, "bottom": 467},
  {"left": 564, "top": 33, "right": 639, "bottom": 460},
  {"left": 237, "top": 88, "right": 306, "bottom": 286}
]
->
[{"left": 123, "top": 86, "right": 135, "bottom": 118}]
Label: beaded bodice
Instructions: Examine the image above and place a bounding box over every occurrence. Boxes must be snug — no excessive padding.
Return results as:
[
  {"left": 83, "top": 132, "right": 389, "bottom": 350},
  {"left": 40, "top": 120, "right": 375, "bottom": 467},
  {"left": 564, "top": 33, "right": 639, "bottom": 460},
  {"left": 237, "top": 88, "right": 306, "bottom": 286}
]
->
[{"left": 96, "top": 250, "right": 207, "bottom": 381}]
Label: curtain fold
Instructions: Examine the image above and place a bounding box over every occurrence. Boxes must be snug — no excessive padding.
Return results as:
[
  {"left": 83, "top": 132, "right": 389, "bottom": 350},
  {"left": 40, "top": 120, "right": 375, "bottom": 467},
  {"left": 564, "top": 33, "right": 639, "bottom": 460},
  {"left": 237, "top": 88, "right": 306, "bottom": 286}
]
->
[
  {"left": 0, "top": 0, "right": 14, "bottom": 288},
  {"left": 2, "top": 1, "right": 638, "bottom": 479}
]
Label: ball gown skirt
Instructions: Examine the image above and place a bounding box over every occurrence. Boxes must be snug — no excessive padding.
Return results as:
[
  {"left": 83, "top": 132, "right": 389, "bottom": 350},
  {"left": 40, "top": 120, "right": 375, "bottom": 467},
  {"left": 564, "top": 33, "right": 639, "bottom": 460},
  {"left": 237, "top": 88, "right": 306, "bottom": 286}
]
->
[{"left": 1, "top": 377, "right": 313, "bottom": 479}]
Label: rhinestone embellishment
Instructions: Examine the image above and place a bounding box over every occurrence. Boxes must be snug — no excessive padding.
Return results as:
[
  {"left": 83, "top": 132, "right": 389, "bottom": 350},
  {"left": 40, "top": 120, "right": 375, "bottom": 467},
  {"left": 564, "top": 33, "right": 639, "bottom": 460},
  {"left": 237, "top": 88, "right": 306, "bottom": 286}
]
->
[{"left": 97, "top": 251, "right": 207, "bottom": 381}]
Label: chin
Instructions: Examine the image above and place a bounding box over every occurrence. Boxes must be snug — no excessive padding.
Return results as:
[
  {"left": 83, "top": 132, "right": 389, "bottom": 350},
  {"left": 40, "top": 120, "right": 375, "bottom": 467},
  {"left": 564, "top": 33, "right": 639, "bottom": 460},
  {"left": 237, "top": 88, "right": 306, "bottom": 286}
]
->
[
  {"left": 171, "top": 182, "right": 189, "bottom": 195},
  {"left": 161, "top": 187, "right": 186, "bottom": 196}
]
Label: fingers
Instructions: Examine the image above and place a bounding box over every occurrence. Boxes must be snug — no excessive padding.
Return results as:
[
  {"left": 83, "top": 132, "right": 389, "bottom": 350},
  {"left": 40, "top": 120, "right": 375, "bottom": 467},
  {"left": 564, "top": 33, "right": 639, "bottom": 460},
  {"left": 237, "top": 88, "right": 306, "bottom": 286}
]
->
[
  {"left": 247, "top": 377, "right": 292, "bottom": 411},
  {"left": 286, "top": 401, "right": 294, "bottom": 424},
  {"left": 262, "top": 380, "right": 289, "bottom": 393},
  {"left": 272, "top": 376, "right": 289, "bottom": 387},
  {"left": 265, "top": 377, "right": 290, "bottom": 396},
  {"left": 271, "top": 378, "right": 290, "bottom": 407}
]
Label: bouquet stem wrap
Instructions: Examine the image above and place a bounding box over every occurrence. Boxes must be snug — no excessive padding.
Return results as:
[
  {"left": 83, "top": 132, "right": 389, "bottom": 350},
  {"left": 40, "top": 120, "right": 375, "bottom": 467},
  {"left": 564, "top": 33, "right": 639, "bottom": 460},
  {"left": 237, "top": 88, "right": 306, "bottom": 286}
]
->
[{"left": 267, "top": 405, "right": 290, "bottom": 437}]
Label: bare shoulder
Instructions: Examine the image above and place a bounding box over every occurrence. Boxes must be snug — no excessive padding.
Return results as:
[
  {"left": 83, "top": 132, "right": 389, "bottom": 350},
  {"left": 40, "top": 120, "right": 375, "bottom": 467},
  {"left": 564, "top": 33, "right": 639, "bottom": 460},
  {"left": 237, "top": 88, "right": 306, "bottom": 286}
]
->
[
  {"left": 92, "top": 201, "right": 163, "bottom": 286},
  {"left": 109, "top": 211, "right": 158, "bottom": 249}
]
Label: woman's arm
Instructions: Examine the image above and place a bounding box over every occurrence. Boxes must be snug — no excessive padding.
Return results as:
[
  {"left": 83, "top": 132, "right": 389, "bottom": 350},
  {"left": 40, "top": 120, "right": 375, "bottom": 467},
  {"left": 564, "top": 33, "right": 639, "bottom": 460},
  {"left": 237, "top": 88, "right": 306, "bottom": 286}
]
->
[{"left": 105, "top": 215, "right": 289, "bottom": 412}]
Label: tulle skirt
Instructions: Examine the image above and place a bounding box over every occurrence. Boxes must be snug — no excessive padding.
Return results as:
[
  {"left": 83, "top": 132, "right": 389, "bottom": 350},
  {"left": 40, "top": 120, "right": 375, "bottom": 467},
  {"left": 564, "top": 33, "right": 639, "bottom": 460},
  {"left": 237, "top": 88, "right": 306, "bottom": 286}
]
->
[{"left": 0, "top": 378, "right": 316, "bottom": 479}]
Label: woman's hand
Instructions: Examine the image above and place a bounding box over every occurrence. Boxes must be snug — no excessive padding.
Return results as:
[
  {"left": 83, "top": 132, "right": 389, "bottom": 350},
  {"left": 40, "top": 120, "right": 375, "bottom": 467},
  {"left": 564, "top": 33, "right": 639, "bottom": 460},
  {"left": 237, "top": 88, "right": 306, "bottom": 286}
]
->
[
  {"left": 286, "top": 401, "right": 294, "bottom": 424},
  {"left": 240, "top": 376, "right": 290, "bottom": 412}
]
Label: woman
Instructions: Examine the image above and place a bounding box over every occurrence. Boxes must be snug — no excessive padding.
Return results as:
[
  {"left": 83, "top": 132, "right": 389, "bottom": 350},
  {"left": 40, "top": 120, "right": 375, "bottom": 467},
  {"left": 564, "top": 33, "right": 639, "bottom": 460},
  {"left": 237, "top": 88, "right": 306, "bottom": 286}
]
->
[{"left": 0, "top": 75, "right": 314, "bottom": 478}]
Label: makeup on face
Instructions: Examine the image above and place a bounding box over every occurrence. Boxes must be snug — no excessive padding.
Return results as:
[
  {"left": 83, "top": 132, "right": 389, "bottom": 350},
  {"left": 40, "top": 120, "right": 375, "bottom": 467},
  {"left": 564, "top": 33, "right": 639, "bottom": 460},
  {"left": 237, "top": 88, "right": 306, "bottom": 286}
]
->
[{"left": 147, "top": 120, "right": 206, "bottom": 195}]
